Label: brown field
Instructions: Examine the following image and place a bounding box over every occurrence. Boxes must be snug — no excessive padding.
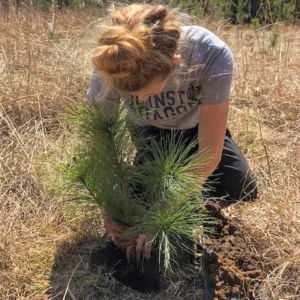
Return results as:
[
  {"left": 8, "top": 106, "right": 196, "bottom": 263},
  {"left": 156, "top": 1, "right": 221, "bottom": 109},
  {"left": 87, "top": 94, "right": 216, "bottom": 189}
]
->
[{"left": 0, "top": 5, "right": 299, "bottom": 300}]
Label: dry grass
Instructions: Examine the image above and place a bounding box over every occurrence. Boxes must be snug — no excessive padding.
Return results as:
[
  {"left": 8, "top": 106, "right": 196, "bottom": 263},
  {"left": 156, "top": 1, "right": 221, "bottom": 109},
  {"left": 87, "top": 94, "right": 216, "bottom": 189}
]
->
[{"left": 0, "top": 5, "right": 299, "bottom": 300}]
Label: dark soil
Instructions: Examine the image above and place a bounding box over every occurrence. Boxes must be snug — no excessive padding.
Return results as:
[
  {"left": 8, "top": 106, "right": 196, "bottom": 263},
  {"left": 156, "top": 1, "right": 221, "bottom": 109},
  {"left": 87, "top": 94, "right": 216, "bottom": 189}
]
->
[
  {"left": 203, "top": 202, "right": 265, "bottom": 300},
  {"left": 90, "top": 239, "right": 162, "bottom": 293}
]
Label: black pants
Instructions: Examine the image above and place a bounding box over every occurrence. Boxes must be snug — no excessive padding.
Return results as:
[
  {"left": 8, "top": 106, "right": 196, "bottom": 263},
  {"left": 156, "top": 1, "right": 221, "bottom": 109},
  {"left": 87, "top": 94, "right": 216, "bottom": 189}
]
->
[{"left": 132, "top": 124, "right": 258, "bottom": 206}]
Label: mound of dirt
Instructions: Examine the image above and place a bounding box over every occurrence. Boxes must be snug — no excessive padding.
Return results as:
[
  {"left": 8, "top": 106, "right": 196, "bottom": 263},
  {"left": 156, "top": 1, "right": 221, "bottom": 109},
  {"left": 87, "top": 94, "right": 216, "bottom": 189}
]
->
[{"left": 203, "top": 202, "right": 265, "bottom": 299}]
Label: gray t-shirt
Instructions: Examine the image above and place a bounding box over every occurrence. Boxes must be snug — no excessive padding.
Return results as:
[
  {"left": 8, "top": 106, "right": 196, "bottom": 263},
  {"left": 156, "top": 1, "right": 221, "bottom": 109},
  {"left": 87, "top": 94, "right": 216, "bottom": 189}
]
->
[{"left": 87, "top": 25, "right": 233, "bottom": 129}]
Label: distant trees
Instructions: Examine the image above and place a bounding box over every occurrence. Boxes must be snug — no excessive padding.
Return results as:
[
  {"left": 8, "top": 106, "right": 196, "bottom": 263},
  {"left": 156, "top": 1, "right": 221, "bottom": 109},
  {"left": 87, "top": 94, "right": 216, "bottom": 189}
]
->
[
  {"left": 174, "top": 0, "right": 300, "bottom": 24},
  {"left": 2, "top": 0, "right": 299, "bottom": 23},
  {"left": 229, "top": 0, "right": 299, "bottom": 23},
  {"left": 57, "top": 0, "right": 70, "bottom": 9}
]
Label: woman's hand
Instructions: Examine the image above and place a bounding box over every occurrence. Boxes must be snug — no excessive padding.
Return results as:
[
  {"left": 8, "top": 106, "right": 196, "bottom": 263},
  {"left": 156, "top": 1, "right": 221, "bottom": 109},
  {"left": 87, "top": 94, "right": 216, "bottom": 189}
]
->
[
  {"left": 126, "top": 232, "right": 154, "bottom": 266},
  {"left": 104, "top": 216, "right": 154, "bottom": 265},
  {"left": 104, "top": 216, "right": 134, "bottom": 248}
]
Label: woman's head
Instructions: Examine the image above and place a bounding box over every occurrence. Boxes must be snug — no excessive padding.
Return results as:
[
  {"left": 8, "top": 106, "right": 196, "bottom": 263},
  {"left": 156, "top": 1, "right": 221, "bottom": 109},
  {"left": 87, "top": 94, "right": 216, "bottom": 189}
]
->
[{"left": 92, "top": 4, "right": 181, "bottom": 98}]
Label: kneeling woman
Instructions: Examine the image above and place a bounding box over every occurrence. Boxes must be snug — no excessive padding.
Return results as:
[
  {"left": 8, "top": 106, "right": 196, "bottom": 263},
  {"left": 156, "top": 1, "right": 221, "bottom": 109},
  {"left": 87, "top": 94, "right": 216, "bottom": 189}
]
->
[{"left": 87, "top": 3, "right": 257, "bottom": 258}]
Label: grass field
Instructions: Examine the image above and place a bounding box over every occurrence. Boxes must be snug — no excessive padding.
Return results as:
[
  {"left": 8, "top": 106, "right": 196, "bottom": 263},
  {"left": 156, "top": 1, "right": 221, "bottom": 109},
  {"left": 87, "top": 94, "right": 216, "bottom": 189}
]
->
[{"left": 0, "top": 5, "right": 299, "bottom": 300}]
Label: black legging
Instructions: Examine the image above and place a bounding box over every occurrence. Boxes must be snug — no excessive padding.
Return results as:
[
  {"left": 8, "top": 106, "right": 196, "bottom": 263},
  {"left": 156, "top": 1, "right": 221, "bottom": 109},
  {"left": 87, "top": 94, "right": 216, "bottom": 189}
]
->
[{"left": 131, "top": 124, "right": 258, "bottom": 206}]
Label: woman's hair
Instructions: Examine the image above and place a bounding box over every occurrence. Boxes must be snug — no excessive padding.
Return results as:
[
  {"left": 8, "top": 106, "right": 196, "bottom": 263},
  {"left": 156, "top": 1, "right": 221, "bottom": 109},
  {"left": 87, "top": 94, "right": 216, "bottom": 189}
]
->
[{"left": 92, "top": 4, "right": 182, "bottom": 93}]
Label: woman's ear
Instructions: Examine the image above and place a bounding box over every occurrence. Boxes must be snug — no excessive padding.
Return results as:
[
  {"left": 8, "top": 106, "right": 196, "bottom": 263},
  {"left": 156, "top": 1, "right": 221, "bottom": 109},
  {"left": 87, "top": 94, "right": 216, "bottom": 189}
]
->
[{"left": 173, "top": 54, "right": 181, "bottom": 64}]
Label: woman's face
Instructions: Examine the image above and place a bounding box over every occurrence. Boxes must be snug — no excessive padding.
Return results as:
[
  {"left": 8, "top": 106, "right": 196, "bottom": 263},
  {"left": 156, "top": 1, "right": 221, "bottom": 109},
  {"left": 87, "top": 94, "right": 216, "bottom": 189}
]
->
[
  {"left": 132, "top": 75, "right": 169, "bottom": 101},
  {"left": 131, "top": 54, "right": 181, "bottom": 102}
]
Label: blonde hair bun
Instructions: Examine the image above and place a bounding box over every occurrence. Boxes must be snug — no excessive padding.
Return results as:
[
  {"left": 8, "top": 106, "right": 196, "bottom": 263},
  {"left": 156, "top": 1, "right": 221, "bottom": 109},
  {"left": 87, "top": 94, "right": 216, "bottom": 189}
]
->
[{"left": 92, "top": 4, "right": 181, "bottom": 93}]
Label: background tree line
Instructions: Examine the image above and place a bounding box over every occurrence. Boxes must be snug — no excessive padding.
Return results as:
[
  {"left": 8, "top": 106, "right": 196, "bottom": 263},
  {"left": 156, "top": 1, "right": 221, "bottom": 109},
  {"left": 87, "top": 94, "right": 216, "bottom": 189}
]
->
[{"left": 2, "top": 0, "right": 300, "bottom": 24}]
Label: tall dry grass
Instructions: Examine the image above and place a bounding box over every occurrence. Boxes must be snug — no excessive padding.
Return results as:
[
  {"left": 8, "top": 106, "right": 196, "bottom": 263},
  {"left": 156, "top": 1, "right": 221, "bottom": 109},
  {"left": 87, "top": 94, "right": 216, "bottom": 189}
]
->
[{"left": 0, "top": 5, "right": 299, "bottom": 300}]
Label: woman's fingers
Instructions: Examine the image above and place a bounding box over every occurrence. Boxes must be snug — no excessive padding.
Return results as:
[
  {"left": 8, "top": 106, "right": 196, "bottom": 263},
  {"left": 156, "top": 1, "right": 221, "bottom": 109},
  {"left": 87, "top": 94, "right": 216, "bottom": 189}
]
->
[
  {"left": 135, "top": 233, "right": 154, "bottom": 266},
  {"left": 144, "top": 239, "right": 152, "bottom": 260},
  {"left": 104, "top": 216, "right": 155, "bottom": 264},
  {"left": 126, "top": 245, "right": 134, "bottom": 263},
  {"left": 135, "top": 234, "right": 145, "bottom": 266}
]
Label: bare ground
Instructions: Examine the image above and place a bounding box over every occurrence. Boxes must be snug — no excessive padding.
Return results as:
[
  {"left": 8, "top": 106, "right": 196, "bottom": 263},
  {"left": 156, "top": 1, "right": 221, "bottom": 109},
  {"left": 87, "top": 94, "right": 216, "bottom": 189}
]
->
[{"left": 0, "top": 6, "right": 299, "bottom": 300}]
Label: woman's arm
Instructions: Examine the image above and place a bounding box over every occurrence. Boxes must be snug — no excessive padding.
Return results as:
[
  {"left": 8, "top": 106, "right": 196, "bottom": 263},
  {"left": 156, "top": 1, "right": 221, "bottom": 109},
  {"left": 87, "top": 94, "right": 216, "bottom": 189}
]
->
[
  {"left": 188, "top": 100, "right": 229, "bottom": 184},
  {"left": 190, "top": 45, "right": 233, "bottom": 184},
  {"left": 86, "top": 70, "right": 120, "bottom": 112}
]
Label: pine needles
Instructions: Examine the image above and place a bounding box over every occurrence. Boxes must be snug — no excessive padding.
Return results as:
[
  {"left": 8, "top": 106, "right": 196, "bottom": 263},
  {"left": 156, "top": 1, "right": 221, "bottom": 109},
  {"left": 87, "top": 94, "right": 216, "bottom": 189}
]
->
[{"left": 59, "top": 101, "right": 214, "bottom": 271}]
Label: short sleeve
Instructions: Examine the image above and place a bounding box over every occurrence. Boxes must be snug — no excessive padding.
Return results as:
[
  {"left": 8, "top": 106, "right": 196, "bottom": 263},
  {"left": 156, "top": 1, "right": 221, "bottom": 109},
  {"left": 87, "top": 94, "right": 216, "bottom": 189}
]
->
[
  {"left": 86, "top": 70, "right": 120, "bottom": 112},
  {"left": 86, "top": 69, "right": 103, "bottom": 103},
  {"left": 201, "top": 46, "right": 233, "bottom": 104}
]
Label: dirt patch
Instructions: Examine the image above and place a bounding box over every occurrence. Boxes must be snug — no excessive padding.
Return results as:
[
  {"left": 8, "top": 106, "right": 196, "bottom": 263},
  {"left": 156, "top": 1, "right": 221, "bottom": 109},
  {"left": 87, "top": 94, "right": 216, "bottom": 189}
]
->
[
  {"left": 90, "top": 240, "right": 162, "bottom": 293},
  {"left": 203, "top": 202, "right": 265, "bottom": 299}
]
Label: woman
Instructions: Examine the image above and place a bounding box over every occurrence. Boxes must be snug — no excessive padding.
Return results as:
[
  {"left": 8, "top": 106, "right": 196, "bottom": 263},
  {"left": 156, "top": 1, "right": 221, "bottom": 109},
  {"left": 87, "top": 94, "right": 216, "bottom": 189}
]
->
[{"left": 87, "top": 4, "right": 257, "bottom": 262}]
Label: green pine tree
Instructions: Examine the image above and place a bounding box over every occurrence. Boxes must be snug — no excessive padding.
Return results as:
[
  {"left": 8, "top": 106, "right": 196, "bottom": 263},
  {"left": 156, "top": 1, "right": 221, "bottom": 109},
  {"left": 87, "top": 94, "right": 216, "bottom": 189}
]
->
[{"left": 59, "top": 100, "right": 215, "bottom": 271}]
